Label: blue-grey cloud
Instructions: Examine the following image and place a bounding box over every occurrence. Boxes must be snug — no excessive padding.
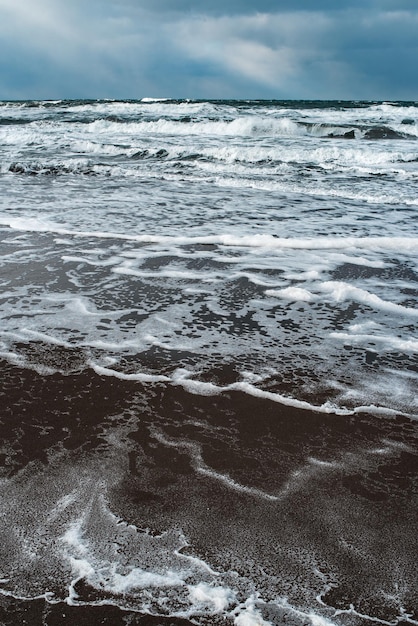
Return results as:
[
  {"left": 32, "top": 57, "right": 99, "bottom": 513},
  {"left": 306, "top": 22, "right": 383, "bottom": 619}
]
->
[
  {"left": 107, "top": 0, "right": 417, "bottom": 16},
  {"left": 0, "top": 0, "right": 417, "bottom": 100}
]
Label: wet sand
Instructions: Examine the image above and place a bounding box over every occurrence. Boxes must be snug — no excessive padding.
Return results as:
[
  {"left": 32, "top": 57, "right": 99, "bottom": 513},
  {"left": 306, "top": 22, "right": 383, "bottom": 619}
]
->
[{"left": 0, "top": 358, "right": 417, "bottom": 624}]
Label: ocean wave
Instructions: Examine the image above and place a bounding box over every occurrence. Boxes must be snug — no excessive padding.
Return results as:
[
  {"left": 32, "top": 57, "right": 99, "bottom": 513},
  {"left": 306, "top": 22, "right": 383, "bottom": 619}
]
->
[
  {"left": 305, "top": 123, "right": 417, "bottom": 141},
  {"left": 141, "top": 97, "right": 172, "bottom": 103},
  {"left": 85, "top": 116, "right": 306, "bottom": 138},
  {"left": 8, "top": 138, "right": 414, "bottom": 180},
  {"left": 0, "top": 117, "right": 34, "bottom": 126},
  {"left": 1, "top": 218, "right": 417, "bottom": 252},
  {"left": 6, "top": 160, "right": 110, "bottom": 176}
]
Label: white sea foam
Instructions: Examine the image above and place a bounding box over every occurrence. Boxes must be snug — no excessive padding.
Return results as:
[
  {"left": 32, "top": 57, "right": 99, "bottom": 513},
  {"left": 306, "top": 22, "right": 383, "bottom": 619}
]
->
[
  {"left": 188, "top": 583, "right": 234, "bottom": 613},
  {"left": 326, "top": 253, "right": 388, "bottom": 268},
  {"left": 331, "top": 332, "right": 418, "bottom": 353},
  {"left": 169, "top": 370, "right": 403, "bottom": 417},
  {"left": 265, "top": 286, "right": 314, "bottom": 301},
  {"left": 113, "top": 265, "right": 220, "bottom": 282},
  {"left": 196, "top": 463, "right": 279, "bottom": 502},
  {"left": 89, "top": 363, "right": 171, "bottom": 383},
  {"left": 228, "top": 381, "right": 348, "bottom": 414},
  {"left": 234, "top": 597, "right": 273, "bottom": 626},
  {"left": 172, "top": 369, "right": 222, "bottom": 397},
  {"left": 62, "top": 254, "right": 121, "bottom": 267},
  {"left": 1, "top": 217, "right": 417, "bottom": 252},
  {"left": 333, "top": 605, "right": 406, "bottom": 626},
  {"left": 284, "top": 269, "right": 324, "bottom": 280},
  {"left": 62, "top": 522, "right": 89, "bottom": 556},
  {"left": 7, "top": 329, "right": 73, "bottom": 348},
  {"left": 319, "top": 281, "right": 418, "bottom": 317},
  {"left": 107, "top": 568, "right": 186, "bottom": 593}
]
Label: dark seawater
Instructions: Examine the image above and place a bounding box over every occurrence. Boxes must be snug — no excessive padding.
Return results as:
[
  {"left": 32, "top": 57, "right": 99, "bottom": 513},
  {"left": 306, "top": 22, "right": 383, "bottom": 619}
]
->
[{"left": 0, "top": 99, "right": 417, "bottom": 626}]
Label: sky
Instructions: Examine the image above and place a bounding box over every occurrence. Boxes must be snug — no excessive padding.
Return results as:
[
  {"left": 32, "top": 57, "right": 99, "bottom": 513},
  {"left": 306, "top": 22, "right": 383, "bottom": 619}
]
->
[{"left": 0, "top": 0, "right": 417, "bottom": 100}]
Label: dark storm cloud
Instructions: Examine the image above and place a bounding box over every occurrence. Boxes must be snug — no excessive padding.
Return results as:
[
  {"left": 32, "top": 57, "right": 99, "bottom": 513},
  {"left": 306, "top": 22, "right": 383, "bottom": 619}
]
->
[{"left": 0, "top": 0, "right": 417, "bottom": 100}]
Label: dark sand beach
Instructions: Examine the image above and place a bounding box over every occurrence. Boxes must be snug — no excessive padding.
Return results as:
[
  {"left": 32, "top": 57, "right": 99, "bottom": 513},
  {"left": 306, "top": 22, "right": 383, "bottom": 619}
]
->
[{"left": 1, "top": 357, "right": 417, "bottom": 624}]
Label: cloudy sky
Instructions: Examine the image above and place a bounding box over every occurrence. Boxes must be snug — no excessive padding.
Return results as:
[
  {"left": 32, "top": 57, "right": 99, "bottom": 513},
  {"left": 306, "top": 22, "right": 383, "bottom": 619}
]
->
[{"left": 1, "top": 0, "right": 417, "bottom": 100}]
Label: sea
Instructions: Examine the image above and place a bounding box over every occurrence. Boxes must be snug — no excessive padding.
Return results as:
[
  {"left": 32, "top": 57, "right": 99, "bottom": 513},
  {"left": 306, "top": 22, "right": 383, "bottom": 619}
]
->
[{"left": 0, "top": 99, "right": 417, "bottom": 626}]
